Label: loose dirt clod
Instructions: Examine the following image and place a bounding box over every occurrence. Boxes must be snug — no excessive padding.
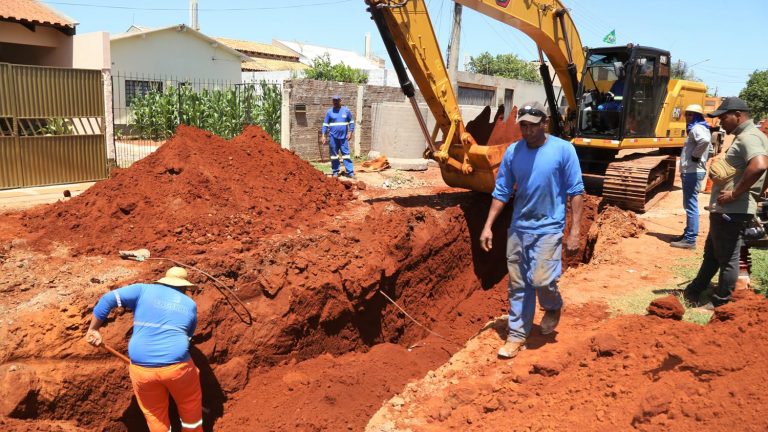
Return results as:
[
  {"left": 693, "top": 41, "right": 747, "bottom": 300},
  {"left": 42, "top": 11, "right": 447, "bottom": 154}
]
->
[{"left": 647, "top": 294, "right": 685, "bottom": 320}]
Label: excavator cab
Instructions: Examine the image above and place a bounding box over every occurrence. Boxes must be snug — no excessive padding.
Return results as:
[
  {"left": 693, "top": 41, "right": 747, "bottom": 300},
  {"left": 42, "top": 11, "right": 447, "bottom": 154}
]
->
[{"left": 576, "top": 46, "right": 671, "bottom": 141}]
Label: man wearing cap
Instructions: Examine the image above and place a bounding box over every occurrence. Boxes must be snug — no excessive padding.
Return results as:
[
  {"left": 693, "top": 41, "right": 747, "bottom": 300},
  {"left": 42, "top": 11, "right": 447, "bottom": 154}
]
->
[
  {"left": 322, "top": 95, "right": 356, "bottom": 178},
  {"left": 684, "top": 97, "right": 768, "bottom": 308},
  {"left": 85, "top": 267, "right": 202, "bottom": 432},
  {"left": 670, "top": 104, "right": 712, "bottom": 249},
  {"left": 479, "top": 101, "right": 584, "bottom": 359}
]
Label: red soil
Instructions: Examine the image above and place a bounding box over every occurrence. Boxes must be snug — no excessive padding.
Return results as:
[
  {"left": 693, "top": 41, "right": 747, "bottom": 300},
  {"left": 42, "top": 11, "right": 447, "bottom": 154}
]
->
[
  {"left": 23, "top": 125, "right": 353, "bottom": 257},
  {"left": 367, "top": 291, "right": 768, "bottom": 431},
  {"left": 5, "top": 123, "right": 738, "bottom": 432},
  {"left": 2, "top": 125, "right": 537, "bottom": 431},
  {"left": 648, "top": 294, "right": 685, "bottom": 320}
]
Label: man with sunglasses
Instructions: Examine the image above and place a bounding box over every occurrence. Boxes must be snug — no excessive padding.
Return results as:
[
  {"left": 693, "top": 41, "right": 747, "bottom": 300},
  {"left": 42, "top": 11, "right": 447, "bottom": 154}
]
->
[
  {"left": 479, "top": 101, "right": 584, "bottom": 359},
  {"left": 684, "top": 97, "right": 768, "bottom": 309}
]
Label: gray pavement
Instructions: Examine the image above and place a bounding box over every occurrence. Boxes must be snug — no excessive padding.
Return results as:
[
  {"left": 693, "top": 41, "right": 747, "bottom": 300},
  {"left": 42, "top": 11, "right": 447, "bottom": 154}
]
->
[{"left": 0, "top": 182, "right": 95, "bottom": 211}]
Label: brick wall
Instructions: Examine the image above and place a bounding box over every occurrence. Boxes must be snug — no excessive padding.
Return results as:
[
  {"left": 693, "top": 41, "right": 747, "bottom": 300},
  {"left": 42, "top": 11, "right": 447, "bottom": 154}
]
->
[{"left": 284, "top": 79, "right": 406, "bottom": 161}]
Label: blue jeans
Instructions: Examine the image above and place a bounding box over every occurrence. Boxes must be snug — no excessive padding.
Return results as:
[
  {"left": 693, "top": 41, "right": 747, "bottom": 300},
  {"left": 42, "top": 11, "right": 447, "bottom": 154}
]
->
[
  {"left": 681, "top": 171, "right": 706, "bottom": 242},
  {"left": 505, "top": 231, "right": 564, "bottom": 342},
  {"left": 329, "top": 136, "right": 354, "bottom": 175}
]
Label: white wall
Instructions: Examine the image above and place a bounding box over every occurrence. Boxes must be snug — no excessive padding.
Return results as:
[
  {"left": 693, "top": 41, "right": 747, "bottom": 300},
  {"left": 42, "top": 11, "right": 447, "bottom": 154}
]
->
[
  {"left": 242, "top": 70, "right": 293, "bottom": 83},
  {"left": 111, "top": 29, "right": 242, "bottom": 81},
  {"left": 111, "top": 28, "right": 243, "bottom": 125},
  {"left": 371, "top": 102, "right": 488, "bottom": 159}
]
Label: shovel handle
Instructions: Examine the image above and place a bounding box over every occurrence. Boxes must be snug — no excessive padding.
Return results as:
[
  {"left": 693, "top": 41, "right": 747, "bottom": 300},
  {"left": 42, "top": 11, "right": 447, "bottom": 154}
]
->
[{"left": 101, "top": 343, "right": 130, "bottom": 364}]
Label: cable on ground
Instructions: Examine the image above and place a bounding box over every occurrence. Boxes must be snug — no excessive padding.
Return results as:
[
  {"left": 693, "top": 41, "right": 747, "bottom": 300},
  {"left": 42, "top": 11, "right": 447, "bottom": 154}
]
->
[
  {"left": 378, "top": 290, "right": 464, "bottom": 348},
  {"left": 147, "top": 257, "right": 253, "bottom": 325}
]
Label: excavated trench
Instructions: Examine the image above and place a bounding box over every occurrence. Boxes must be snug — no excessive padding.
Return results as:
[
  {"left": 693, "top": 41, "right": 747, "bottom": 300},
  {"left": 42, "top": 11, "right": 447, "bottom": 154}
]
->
[{"left": 0, "top": 126, "right": 613, "bottom": 431}]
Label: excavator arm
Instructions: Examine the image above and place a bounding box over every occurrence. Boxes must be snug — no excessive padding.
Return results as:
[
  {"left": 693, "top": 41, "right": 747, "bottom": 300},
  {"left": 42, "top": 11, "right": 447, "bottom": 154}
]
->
[{"left": 366, "top": 0, "right": 585, "bottom": 192}]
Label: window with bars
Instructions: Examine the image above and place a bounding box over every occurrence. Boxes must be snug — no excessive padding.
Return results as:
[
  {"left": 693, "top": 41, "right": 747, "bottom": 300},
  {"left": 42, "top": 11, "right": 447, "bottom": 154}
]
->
[{"left": 125, "top": 80, "right": 163, "bottom": 107}]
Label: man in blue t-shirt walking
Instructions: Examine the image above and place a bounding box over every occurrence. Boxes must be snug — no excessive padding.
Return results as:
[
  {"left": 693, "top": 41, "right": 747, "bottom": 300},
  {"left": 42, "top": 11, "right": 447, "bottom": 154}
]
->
[
  {"left": 322, "top": 94, "right": 356, "bottom": 178},
  {"left": 85, "top": 267, "right": 203, "bottom": 432},
  {"left": 479, "top": 101, "right": 585, "bottom": 359}
]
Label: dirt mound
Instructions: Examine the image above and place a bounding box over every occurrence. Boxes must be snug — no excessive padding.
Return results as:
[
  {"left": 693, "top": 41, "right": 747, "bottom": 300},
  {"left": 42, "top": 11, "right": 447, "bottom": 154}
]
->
[
  {"left": 367, "top": 290, "right": 768, "bottom": 431},
  {"left": 22, "top": 125, "right": 352, "bottom": 256},
  {"left": 563, "top": 195, "right": 601, "bottom": 268},
  {"left": 585, "top": 204, "right": 645, "bottom": 263},
  {"left": 647, "top": 294, "right": 684, "bottom": 320}
]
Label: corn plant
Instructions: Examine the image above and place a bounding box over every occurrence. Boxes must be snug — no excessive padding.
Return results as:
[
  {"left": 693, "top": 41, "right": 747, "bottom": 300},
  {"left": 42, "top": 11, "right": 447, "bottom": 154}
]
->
[
  {"left": 254, "top": 81, "right": 282, "bottom": 141},
  {"left": 128, "top": 80, "right": 282, "bottom": 141}
]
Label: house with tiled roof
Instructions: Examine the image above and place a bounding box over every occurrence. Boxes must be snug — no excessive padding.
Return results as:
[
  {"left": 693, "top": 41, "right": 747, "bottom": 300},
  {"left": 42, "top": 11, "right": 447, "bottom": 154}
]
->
[
  {"left": 0, "top": 0, "right": 78, "bottom": 66},
  {"left": 215, "top": 37, "right": 307, "bottom": 72},
  {"left": 274, "top": 39, "right": 400, "bottom": 86},
  {"left": 0, "top": 0, "right": 112, "bottom": 190},
  {"left": 214, "top": 37, "right": 307, "bottom": 83},
  {"left": 110, "top": 24, "right": 248, "bottom": 126}
]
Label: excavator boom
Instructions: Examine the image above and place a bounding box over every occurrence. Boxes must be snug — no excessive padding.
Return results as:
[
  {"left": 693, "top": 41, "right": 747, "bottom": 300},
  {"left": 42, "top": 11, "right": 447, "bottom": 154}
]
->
[{"left": 367, "top": 0, "right": 709, "bottom": 211}]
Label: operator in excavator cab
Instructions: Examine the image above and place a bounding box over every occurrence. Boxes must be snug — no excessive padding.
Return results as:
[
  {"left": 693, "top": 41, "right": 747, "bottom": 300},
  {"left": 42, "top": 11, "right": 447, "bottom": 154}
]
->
[{"left": 479, "top": 101, "right": 585, "bottom": 360}]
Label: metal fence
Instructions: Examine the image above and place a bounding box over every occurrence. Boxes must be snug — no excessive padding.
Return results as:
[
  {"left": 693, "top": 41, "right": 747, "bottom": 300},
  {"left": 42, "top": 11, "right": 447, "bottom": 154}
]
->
[
  {"left": 0, "top": 63, "right": 107, "bottom": 189},
  {"left": 111, "top": 72, "right": 281, "bottom": 168}
]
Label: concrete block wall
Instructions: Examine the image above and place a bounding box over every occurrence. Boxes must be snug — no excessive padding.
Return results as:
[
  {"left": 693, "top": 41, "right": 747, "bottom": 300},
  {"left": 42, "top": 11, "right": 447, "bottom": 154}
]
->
[
  {"left": 371, "top": 103, "right": 487, "bottom": 160},
  {"left": 283, "top": 79, "right": 405, "bottom": 161}
]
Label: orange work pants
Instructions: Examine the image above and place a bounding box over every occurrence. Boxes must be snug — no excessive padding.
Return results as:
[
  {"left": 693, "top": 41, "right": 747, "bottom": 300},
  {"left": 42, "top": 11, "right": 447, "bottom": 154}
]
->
[{"left": 128, "top": 358, "right": 203, "bottom": 432}]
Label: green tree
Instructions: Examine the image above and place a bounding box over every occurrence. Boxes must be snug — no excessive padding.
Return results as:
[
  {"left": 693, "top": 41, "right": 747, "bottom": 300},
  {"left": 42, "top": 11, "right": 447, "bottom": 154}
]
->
[
  {"left": 467, "top": 52, "right": 541, "bottom": 83},
  {"left": 740, "top": 69, "right": 768, "bottom": 121},
  {"left": 671, "top": 60, "right": 700, "bottom": 81},
  {"left": 304, "top": 53, "right": 368, "bottom": 84}
]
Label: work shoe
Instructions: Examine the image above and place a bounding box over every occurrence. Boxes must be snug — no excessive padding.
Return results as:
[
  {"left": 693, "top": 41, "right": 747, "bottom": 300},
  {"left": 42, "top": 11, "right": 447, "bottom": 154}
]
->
[
  {"left": 670, "top": 240, "right": 696, "bottom": 249},
  {"left": 669, "top": 234, "right": 685, "bottom": 242},
  {"left": 540, "top": 309, "right": 562, "bottom": 335},
  {"left": 497, "top": 339, "right": 526, "bottom": 359},
  {"left": 683, "top": 290, "right": 700, "bottom": 306}
]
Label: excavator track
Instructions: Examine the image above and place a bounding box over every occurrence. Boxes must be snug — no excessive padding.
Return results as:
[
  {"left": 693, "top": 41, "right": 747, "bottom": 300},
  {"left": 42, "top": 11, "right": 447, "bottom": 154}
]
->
[{"left": 602, "top": 154, "right": 677, "bottom": 213}]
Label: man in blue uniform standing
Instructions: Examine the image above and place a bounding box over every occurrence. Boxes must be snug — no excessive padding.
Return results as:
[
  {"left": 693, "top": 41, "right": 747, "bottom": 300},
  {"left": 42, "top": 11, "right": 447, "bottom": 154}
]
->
[
  {"left": 322, "top": 94, "right": 356, "bottom": 178},
  {"left": 85, "top": 267, "right": 203, "bottom": 432},
  {"left": 479, "top": 101, "right": 584, "bottom": 359}
]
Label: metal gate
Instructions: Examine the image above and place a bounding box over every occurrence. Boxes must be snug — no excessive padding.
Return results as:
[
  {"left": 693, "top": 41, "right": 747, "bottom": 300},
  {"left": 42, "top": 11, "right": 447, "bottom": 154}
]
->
[{"left": 0, "top": 63, "right": 108, "bottom": 189}]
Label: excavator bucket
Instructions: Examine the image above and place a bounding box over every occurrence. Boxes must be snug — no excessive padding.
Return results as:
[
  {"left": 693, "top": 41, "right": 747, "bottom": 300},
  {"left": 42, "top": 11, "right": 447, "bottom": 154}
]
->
[{"left": 438, "top": 105, "right": 522, "bottom": 193}]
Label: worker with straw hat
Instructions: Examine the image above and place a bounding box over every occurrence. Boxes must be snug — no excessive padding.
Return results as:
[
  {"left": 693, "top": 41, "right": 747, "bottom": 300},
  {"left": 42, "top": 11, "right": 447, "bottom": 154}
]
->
[{"left": 85, "top": 267, "right": 203, "bottom": 432}]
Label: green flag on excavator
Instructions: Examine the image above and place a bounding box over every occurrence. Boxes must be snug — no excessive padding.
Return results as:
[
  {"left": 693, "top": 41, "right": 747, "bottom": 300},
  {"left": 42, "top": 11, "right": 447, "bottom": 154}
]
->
[{"left": 603, "top": 29, "right": 616, "bottom": 44}]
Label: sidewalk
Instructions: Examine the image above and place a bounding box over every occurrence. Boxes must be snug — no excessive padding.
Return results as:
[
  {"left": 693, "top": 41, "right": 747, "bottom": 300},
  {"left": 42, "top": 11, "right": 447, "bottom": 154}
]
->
[{"left": 0, "top": 182, "right": 95, "bottom": 211}]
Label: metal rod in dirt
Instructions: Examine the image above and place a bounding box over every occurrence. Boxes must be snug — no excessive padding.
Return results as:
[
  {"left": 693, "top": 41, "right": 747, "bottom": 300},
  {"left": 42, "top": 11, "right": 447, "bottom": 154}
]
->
[{"left": 378, "top": 290, "right": 460, "bottom": 347}]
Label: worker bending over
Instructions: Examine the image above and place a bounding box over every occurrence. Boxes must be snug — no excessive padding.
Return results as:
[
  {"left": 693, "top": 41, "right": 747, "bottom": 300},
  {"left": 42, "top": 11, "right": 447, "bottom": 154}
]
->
[
  {"left": 479, "top": 101, "right": 584, "bottom": 359},
  {"left": 86, "top": 267, "right": 203, "bottom": 432}
]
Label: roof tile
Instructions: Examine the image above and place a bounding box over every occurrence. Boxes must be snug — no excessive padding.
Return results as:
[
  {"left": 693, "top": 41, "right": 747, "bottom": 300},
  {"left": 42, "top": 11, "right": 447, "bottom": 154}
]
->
[{"left": 0, "top": 0, "right": 76, "bottom": 29}]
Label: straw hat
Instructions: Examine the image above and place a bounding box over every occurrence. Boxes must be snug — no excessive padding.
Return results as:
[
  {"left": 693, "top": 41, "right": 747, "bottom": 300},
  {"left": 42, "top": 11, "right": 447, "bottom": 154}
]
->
[
  {"left": 684, "top": 104, "right": 704, "bottom": 115},
  {"left": 157, "top": 267, "right": 194, "bottom": 287}
]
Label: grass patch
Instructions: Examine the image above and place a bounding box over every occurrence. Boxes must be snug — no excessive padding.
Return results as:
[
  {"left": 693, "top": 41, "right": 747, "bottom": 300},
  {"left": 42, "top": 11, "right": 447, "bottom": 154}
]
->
[
  {"left": 607, "top": 255, "right": 713, "bottom": 325},
  {"left": 670, "top": 253, "right": 703, "bottom": 283},
  {"left": 310, "top": 155, "right": 367, "bottom": 175},
  {"left": 310, "top": 162, "right": 332, "bottom": 175},
  {"left": 750, "top": 248, "right": 768, "bottom": 295}
]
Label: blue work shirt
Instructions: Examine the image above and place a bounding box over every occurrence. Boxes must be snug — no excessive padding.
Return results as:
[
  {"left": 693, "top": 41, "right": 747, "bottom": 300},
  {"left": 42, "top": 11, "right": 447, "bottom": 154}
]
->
[
  {"left": 322, "top": 106, "right": 355, "bottom": 139},
  {"left": 93, "top": 283, "right": 198, "bottom": 367},
  {"left": 492, "top": 135, "right": 584, "bottom": 234}
]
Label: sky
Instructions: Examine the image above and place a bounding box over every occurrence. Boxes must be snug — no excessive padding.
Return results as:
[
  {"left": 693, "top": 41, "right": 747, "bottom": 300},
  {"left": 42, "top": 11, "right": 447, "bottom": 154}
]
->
[{"left": 45, "top": 0, "right": 766, "bottom": 97}]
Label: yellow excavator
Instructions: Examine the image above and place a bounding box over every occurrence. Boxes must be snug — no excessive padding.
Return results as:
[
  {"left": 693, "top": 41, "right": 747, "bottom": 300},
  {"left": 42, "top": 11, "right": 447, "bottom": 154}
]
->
[{"left": 365, "top": 0, "right": 708, "bottom": 212}]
